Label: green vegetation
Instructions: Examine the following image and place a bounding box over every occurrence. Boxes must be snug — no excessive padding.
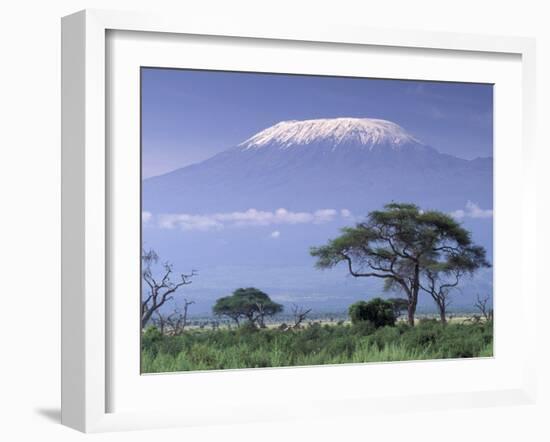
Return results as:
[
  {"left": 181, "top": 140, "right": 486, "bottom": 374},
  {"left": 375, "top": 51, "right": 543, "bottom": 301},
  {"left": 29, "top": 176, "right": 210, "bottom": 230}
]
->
[
  {"left": 349, "top": 298, "right": 397, "bottom": 328},
  {"left": 141, "top": 319, "right": 493, "bottom": 373},
  {"left": 141, "top": 203, "right": 494, "bottom": 373},
  {"left": 212, "top": 287, "right": 283, "bottom": 328}
]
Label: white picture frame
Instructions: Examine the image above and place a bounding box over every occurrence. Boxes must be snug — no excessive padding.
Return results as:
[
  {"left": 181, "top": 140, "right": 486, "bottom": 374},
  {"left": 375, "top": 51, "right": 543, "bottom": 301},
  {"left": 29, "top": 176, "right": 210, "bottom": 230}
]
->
[{"left": 61, "top": 9, "right": 537, "bottom": 433}]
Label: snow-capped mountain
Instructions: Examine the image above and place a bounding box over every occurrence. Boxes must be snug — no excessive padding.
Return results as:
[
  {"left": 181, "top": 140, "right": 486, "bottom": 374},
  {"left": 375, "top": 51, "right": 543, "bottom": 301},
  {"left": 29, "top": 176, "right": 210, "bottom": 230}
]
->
[
  {"left": 239, "top": 118, "right": 428, "bottom": 152},
  {"left": 143, "top": 117, "right": 492, "bottom": 215},
  {"left": 142, "top": 117, "right": 493, "bottom": 312}
]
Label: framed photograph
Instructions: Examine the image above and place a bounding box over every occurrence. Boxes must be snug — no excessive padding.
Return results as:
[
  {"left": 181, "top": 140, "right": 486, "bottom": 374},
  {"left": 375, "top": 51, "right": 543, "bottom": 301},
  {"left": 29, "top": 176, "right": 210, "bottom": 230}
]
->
[{"left": 61, "top": 9, "right": 537, "bottom": 432}]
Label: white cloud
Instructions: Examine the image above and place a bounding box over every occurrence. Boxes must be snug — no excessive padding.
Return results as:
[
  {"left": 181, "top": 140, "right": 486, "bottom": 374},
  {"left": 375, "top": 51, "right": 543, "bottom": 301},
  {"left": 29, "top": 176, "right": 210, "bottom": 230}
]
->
[
  {"left": 340, "top": 209, "right": 352, "bottom": 218},
  {"left": 156, "top": 207, "right": 346, "bottom": 231},
  {"left": 465, "top": 201, "right": 493, "bottom": 219},
  {"left": 312, "top": 209, "right": 338, "bottom": 223},
  {"left": 158, "top": 214, "right": 223, "bottom": 231},
  {"left": 450, "top": 201, "right": 493, "bottom": 220},
  {"left": 142, "top": 211, "right": 152, "bottom": 224},
  {"left": 270, "top": 230, "right": 281, "bottom": 238},
  {"left": 451, "top": 209, "right": 465, "bottom": 219}
]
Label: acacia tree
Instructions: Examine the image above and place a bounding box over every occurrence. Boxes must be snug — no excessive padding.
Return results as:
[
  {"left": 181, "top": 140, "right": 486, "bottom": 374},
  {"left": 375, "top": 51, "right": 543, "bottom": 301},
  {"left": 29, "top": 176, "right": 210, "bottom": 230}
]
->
[
  {"left": 152, "top": 299, "right": 195, "bottom": 335},
  {"left": 420, "top": 245, "right": 490, "bottom": 324},
  {"left": 141, "top": 248, "right": 197, "bottom": 329},
  {"left": 420, "top": 267, "right": 459, "bottom": 324},
  {"left": 474, "top": 293, "right": 493, "bottom": 321},
  {"left": 212, "top": 288, "right": 283, "bottom": 328},
  {"left": 310, "top": 203, "right": 490, "bottom": 326},
  {"left": 212, "top": 295, "right": 242, "bottom": 326},
  {"left": 291, "top": 304, "right": 312, "bottom": 329}
]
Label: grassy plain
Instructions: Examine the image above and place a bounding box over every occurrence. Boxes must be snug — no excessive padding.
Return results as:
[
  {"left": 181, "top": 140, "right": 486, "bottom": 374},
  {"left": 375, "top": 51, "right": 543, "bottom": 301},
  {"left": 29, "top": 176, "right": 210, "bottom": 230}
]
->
[{"left": 141, "top": 318, "right": 493, "bottom": 373}]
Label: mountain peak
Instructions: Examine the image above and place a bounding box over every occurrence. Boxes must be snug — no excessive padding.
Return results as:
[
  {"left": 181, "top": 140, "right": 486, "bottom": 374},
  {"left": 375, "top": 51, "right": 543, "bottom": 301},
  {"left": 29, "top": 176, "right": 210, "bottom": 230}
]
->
[{"left": 239, "top": 117, "right": 422, "bottom": 151}]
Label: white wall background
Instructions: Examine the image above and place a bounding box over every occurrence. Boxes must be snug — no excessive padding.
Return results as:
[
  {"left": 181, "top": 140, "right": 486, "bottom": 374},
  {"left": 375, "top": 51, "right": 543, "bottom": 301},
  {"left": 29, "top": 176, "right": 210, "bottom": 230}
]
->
[{"left": 0, "top": 1, "right": 548, "bottom": 440}]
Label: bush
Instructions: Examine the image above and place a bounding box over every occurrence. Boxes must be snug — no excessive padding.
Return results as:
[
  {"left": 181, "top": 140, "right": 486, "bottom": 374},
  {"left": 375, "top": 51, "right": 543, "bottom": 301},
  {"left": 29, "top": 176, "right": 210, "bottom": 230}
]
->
[
  {"left": 141, "top": 326, "right": 163, "bottom": 356},
  {"left": 436, "top": 323, "right": 488, "bottom": 358},
  {"left": 351, "top": 320, "right": 376, "bottom": 336},
  {"left": 349, "top": 298, "right": 397, "bottom": 328},
  {"left": 237, "top": 321, "right": 260, "bottom": 335},
  {"left": 396, "top": 322, "right": 411, "bottom": 334},
  {"left": 142, "top": 325, "right": 162, "bottom": 342},
  {"left": 368, "top": 325, "right": 401, "bottom": 349},
  {"left": 400, "top": 320, "right": 442, "bottom": 348}
]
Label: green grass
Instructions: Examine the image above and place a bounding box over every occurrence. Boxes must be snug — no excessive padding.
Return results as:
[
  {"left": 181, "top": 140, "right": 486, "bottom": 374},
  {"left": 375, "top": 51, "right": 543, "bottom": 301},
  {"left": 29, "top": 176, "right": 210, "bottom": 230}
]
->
[{"left": 141, "top": 319, "right": 493, "bottom": 373}]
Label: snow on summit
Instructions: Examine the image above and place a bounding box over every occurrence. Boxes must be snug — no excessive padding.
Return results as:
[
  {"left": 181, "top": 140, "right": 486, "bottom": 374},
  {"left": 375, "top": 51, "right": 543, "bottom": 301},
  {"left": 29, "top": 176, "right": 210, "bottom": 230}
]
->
[{"left": 239, "top": 118, "right": 422, "bottom": 150}]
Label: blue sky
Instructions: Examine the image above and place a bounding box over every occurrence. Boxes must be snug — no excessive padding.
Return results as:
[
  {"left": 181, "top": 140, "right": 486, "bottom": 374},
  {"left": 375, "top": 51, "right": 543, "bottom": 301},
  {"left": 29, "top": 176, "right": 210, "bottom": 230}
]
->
[
  {"left": 141, "top": 68, "right": 493, "bottom": 178},
  {"left": 141, "top": 67, "right": 493, "bottom": 313}
]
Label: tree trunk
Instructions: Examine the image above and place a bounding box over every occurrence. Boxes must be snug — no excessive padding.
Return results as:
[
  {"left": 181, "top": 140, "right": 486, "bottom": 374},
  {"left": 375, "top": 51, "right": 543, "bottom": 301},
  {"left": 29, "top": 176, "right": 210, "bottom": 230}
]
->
[
  {"left": 408, "top": 295, "right": 418, "bottom": 326},
  {"left": 259, "top": 316, "right": 266, "bottom": 328},
  {"left": 407, "top": 303, "right": 415, "bottom": 326},
  {"left": 141, "top": 309, "right": 155, "bottom": 329},
  {"left": 439, "top": 303, "right": 447, "bottom": 325},
  {"left": 407, "top": 264, "right": 420, "bottom": 326}
]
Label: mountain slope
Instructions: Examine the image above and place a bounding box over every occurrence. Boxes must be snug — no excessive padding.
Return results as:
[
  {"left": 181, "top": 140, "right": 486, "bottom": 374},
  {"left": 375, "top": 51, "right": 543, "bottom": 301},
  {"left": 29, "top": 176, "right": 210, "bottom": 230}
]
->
[{"left": 143, "top": 118, "right": 492, "bottom": 214}]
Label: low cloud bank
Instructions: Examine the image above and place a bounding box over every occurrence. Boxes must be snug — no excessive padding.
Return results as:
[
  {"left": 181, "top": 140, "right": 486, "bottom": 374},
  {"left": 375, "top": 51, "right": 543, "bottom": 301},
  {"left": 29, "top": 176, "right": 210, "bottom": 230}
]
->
[
  {"left": 145, "top": 207, "right": 352, "bottom": 231},
  {"left": 450, "top": 201, "right": 493, "bottom": 220}
]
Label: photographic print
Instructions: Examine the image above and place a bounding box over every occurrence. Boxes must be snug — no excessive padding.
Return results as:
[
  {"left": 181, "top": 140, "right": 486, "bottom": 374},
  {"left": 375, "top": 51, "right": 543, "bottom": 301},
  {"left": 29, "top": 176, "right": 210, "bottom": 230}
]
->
[{"left": 140, "top": 68, "right": 493, "bottom": 373}]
